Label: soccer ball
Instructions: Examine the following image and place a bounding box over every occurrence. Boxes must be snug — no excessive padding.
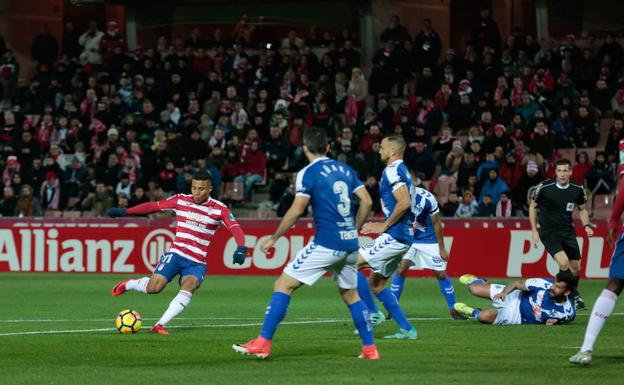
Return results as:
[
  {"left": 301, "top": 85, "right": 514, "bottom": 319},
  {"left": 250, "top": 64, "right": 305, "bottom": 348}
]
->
[{"left": 115, "top": 309, "right": 142, "bottom": 334}]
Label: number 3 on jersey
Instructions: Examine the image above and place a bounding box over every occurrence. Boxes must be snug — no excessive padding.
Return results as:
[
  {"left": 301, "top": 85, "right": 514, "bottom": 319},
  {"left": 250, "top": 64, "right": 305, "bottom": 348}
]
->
[{"left": 333, "top": 181, "right": 351, "bottom": 217}]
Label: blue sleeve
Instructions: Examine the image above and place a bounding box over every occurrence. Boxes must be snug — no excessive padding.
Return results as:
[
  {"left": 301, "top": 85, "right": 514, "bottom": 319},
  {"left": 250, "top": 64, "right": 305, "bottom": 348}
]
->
[
  {"left": 386, "top": 165, "right": 406, "bottom": 192},
  {"left": 428, "top": 195, "right": 439, "bottom": 216},
  {"left": 295, "top": 168, "right": 314, "bottom": 197}
]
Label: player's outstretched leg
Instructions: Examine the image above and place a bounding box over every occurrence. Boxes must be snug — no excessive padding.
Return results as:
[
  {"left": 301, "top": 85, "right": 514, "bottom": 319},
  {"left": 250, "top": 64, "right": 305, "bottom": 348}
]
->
[
  {"left": 340, "top": 288, "right": 379, "bottom": 360},
  {"left": 112, "top": 277, "right": 150, "bottom": 296},
  {"left": 570, "top": 279, "right": 623, "bottom": 366},
  {"left": 357, "top": 270, "right": 385, "bottom": 326},
  {"left": 233, "top": 273, "right": 300, "bottom": 359},
  {"left": 113, "top": 271, "right": 170, "bottom": 297},
  {"left": 454, "top": 303, "right": 497, "bottom": 324},
  {"left": 454, "top": 303, "right": 480, "bottom": 319},
  {"left": 150, "top": 275, "right": 199, "bottom": 335}
]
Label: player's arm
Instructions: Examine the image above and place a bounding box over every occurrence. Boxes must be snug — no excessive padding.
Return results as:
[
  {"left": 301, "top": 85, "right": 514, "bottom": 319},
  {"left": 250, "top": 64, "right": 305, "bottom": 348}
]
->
[
  {"left": 608, "top": 177, "right": 624, "bottom": 248},
  {"left": 362, "top": 185, "right": 411, "bottom": 234},
  {"left": 528, "top": 196, "right": 540, "bottom": 248},
  {"left": 431, "top": 213, "right": 448, "bottom": 261},
  {"left": 576, "top": 186, "right": 593, "bottom": 237},
  {"left": 492, "top": 280, "right": 527, "bottom": 301},
  {"left": 353, "top": 186, "right": 373, "bottom": 230},
  {"left": 577, "top": 203, "right": 593, "bottom": 237},
  {"left": 107, "top": 198, "right": 177, "bottom": 217},
  {"left": 260, "top": 195, "right": 310, "bottom": 253},
  {"left": 221, "top": 207, "right": 248, "bottom": 265}
]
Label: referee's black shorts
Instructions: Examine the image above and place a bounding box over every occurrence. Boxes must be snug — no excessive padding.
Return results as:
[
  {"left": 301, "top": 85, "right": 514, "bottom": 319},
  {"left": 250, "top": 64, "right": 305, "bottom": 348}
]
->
[{"left": 540, "top": 230, "right": 581, "bottom": 261}]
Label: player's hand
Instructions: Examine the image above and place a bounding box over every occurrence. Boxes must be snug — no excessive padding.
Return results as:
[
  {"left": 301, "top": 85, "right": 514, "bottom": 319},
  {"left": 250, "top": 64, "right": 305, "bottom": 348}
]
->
[
  {"left": 584, "top": 224, "right": 594, "bottom": 237},
  {"left": 493, "top": 293, "right": 506, "bottom": 302},
  {"left": 545, "top": 318, "right": 558, "bottom": 326},
  {"left": 232, "top": 246, "right": 248, "bottom": 265},
  {"left": 439, "top": 248, "right": 449, "bottom": 261},
  {"left": 107, "top": 208, "right": 127, "bottom": 218},
  {"left": 531, "top": 230, "right": 540, "bottom": 249},
  {"left": 260, "top": 237, "right": 275, "bottom": 254},
  {"left": 361, "top": 222, "right": 386, "bottom": 235},
  {"left": 607, "top": 228, "right": 615, "bottom": 249}
]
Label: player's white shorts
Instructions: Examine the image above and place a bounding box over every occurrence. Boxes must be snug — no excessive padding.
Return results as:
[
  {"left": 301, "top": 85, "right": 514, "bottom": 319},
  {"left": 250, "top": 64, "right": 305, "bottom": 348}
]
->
[
  {"left": 403, "top": 242, "right": 447, "bottom": 271},
  {"left": 283, "top": 241, "right": 358, "bottom": 289},
  {"left": 489, "top": 284, "right": 522, "bottom": 325},
  {"left": 359, "top": 233, "right": 411, "bottom": 277}
]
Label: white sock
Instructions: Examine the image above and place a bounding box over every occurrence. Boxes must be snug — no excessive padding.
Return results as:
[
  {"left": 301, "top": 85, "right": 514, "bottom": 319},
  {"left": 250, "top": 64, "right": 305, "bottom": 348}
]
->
[
  {"left": 126, "top": 277, "right": 150, "bottom": 293},
  {"left": 580, "top": 289, "right": 618, "bottom": 352},
  {"left": 156, "top": 290, "right": 193, "bottom": 326}
]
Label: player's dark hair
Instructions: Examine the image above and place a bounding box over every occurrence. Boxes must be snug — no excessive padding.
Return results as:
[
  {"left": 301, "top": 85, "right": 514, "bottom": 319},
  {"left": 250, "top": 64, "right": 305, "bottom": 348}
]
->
[
  {"left": 303, "top": 126, "right": 328, "bottom": 155},
  {"left": 555, "top": 158, "right": 572, "bottom": 168},
  {"left": 385, "top": 135, "right": 406, "bottom": 155},
  {"left": 556, "top": 270, "right": 575, "bottom": 290},
  {"left": 192, "top": 171, "right": 213, "bottom": 183}
]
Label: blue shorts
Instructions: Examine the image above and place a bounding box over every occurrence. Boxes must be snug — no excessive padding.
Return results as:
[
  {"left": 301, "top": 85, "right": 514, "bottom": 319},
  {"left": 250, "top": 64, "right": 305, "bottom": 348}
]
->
[
  {"left": 609, "top": 233, "right": 624, "bottom": 280},
  {"left": 153, "top": 252, "right": 206, "bottom": 285}
]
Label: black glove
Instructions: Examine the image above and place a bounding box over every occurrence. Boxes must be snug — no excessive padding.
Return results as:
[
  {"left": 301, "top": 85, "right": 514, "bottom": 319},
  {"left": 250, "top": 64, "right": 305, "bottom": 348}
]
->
[
  {"left": 107, "top": 208, "right": 128, "bottom": 218},
  {"left": 233, "top": 246, "right": 248, "bottom": 265}
]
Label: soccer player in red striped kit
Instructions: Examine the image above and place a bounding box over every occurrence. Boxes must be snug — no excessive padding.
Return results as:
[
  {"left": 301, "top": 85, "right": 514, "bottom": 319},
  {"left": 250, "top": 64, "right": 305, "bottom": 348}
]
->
[
  {"left": 107, "top": 171, "right": 248, "bottom": 335},
  {"left": 569, "top": 140, "right": 624, "bottom": 366}
]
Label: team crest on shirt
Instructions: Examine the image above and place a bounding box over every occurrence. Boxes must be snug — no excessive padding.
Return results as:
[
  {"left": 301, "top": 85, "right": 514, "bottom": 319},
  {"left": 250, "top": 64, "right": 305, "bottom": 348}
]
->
[{"left": 566, "top": 202, "right": 574, "bottom": 212}]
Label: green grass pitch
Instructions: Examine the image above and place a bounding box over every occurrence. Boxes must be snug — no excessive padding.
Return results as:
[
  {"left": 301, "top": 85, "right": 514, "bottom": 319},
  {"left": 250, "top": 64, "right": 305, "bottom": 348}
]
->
[{"left": 0, "top": 274, "right": 622, "bottom": 384}]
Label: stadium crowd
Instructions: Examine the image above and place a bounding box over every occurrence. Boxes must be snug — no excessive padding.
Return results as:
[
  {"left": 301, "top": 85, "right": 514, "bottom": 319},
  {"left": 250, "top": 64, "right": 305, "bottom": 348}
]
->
[{"left": 0, "top": 8, "right": 622, "bottom": 218}]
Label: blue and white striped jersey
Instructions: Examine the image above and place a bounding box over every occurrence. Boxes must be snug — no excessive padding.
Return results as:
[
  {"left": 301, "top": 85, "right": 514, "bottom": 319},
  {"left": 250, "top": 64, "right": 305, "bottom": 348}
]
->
[
  {"left": 295, "top": 157, "right": 363, "bottom": 251},
  {"left": 379, "top": 159, "right": 414, "bottom": 244},
  {"left": 411, "top": 186, "right": 439, "bottom": 244},
  {"left": 519, "top": 278, "right": 576, "bottom": 324}
]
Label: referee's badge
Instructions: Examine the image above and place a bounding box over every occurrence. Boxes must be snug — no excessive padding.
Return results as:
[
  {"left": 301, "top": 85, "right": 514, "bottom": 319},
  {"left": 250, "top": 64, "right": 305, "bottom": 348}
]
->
[{"left": 566, "top": 203, "right": 574, "bottom": 212}]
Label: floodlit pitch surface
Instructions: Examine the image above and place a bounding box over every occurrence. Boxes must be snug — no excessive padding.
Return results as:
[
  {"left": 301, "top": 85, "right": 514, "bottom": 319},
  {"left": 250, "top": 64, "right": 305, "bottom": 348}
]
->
[{"left": 0, "top": 274, "right": 622, "bottom": 384}]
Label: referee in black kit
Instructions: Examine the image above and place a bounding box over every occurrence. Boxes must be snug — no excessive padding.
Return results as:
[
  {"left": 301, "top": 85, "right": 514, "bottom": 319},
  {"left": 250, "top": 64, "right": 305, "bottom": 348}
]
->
[{"left": 529, "top": 158, "right": 593, "bottom": 309}]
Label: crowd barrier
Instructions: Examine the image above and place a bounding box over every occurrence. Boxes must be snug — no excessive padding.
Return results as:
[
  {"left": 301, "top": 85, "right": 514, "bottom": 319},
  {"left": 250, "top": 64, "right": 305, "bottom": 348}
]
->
[{"left": 0, "top": 218, "right": 614, "bottom": 278}]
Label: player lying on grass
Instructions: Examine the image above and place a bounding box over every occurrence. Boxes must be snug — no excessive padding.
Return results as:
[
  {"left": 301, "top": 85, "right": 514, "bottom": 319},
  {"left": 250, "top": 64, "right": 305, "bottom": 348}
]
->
[
  {"left": 454, "top": 274, "right": 576, "bottom": 325},
  {"left": 107, "top": 172, "right": 248, "bottom": 335},
  {"left": 570, "top": 174, "right": 624, "bottom": 366},
  {"left": 389, "top": 169, "right": 464, "bottom": 320},
  {"left": 233, "top": 127, "right": 380, "bottom": 360}
]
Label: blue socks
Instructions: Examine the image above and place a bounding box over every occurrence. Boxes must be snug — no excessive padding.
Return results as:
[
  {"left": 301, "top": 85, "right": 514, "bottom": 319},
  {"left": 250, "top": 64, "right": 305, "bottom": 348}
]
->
[
  {"left": 348, "top": 301, "right": 374, "bottom": 346},
  {"left": 357, "top": 271, "right": 379, "bottom": 314},
  {"left": 260, "top": 292, "right": 291, "bottom": 340},
  {"left": 437, "top": 277, "right": 456, "bottom": 310},
  {"left": 472, "top": 309, "right": 481, "bottom": 320},
  {"left": 390, "top": 274, "right": 406, "bottom": 301},
  {"left": 471, "top": 279, "right": 486, "bottom": 285},
  {"left": 376, "top": 288, "right": 412, "bottom": 331}
]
